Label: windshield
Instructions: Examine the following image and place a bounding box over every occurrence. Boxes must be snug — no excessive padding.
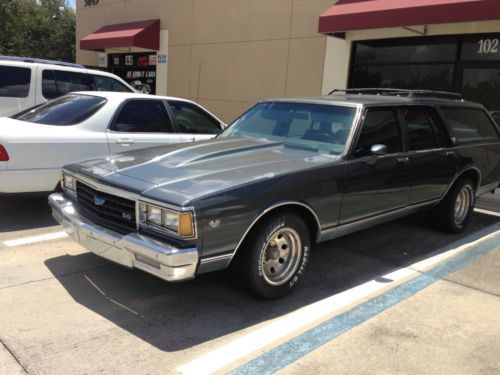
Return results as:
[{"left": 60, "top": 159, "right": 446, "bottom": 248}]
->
[
  {"left": 219, "top": 102, "right": 357, "bottom": 154},
  {"left": 12, "top": 94, "right": 107, "bottom": 125}
]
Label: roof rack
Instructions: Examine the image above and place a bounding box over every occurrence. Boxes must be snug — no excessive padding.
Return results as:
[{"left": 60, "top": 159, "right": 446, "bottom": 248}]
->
[
  {"left": 0, "top": 56, "right": 85, "bottom": 69},
  {"left": 329, "top": 88, "right": 463, "bottom": 101}
]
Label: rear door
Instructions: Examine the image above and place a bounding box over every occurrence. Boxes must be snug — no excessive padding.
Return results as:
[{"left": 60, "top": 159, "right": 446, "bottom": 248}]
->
[
  {"left": 340, "top": 108, "right": 411, "bottom": 224},
  {"left": 106, "top": 99, "right": 183, "bottom": 153},
  {"left": 0, "top": 65, "right": 35, "bottom": 116},
  {"left": 403, "top": 106, "right": 458, "bottom": 204},
  {"left": 166, "top": 100, "right": 224, "bottom": 142}
]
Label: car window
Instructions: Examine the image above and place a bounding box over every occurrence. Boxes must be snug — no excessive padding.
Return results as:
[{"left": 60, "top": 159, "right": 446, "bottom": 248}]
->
[
  {"left": 354, "top": 109, "right": 402, "bottom": 157},
  {"left": 167, "top": 100, "right": 221, "bottom": 134},
  {"left": 441, "top": 107, "right": 499, "bottom": 142},
  {"left": 403, "top": 107, "right": 448, "bottom": 150},
  {"left": 42, "top": 70, "right": 91, "bottom": 99},
  {"left": 0, "top": 66, "right": 31, "bottom": 98},
  {"left": 111, "top": 100, "right": 173, "bottom": 133},
  {"left": 13, "top": 94, "right": 106, "bottom": 125},
  {"left": 89, "top": 74, "right": 132, "bottom": 92},
  {"left": 219, "top": 102, "right": 357, "bottom": 155}
]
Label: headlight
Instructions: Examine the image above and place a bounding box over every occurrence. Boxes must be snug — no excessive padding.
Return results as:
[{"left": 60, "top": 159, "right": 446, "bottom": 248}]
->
[
  {"left": 139, "top": 202, "right": 195, "bottom": 238},
  {"left": 62, "top": 173, "right": 76, "bottom": 191}
]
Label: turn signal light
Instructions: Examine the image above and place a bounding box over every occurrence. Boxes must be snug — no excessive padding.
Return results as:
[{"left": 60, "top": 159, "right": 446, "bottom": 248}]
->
[{"left": 0, "top": 145, "right": 9, "bottom": 161}]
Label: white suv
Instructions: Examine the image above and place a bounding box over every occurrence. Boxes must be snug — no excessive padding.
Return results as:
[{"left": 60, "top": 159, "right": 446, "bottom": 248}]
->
[{"left": 0, "top": 56, "right": 135, "bottom": 117}]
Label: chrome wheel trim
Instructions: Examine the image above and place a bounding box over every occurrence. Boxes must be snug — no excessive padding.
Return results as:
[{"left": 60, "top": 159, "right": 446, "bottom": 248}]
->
[
  {"left": 261, "top": 227, "right": 302, "bottom": 286},
  {"left": 454, "top": 185, "right": 472, "bottom": 225}
]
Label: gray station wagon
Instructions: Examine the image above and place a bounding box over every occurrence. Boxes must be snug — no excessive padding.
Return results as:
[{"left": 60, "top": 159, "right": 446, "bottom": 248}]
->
[{"left": 49, "top": 89, "right": 500, "bottom": 298}]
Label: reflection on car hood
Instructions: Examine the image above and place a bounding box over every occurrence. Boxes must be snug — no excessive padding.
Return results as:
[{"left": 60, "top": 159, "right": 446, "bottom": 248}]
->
[{"left": 71, "top": 137, "right": 340, "bottom": 206}]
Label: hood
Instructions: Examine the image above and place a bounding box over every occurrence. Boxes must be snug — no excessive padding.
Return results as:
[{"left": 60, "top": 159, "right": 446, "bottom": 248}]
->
[{"left": 71, "top": 137, "right": 340, "bottom": 206}]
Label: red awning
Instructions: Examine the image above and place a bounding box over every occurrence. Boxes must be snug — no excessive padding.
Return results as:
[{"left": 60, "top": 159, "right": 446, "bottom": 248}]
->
[
  {"left": 80, "top": 19, "right": 160, "bottom": 51},
  {"left": 319, "top": 0, "right": 500, "bottom": 35}
]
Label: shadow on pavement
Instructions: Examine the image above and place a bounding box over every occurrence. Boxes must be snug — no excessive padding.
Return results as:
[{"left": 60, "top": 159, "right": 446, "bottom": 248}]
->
[
  {"left": 0, "top": 193, "right": 57, "bottom": 232},
  {"left": 44, "top": 211, "right": 499, "bottom": 352}
]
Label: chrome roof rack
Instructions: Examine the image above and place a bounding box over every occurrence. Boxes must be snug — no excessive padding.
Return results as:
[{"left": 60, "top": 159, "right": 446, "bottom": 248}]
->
[
  {"left": 329, "top": 88, "right": 463, "bottom": 101},
  {"left": 0, "top": 56, "right": 85, "bottom": 69}
]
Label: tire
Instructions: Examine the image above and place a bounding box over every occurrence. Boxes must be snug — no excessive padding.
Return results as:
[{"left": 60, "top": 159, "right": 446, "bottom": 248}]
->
[
  {"left": 429, "top": 178, "right": 475, "bottom": 233},
  {"left": 235, "top": 212, "right": 311, "bottom": 299}
]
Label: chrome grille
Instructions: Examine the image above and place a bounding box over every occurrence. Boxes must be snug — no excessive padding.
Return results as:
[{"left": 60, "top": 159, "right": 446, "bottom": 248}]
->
[{"left": 76, "top": 181, "right": 136, "bottom": 232}]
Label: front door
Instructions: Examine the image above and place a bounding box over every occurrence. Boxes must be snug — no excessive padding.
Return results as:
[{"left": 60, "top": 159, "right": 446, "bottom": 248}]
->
[{"left": 340, "top": 108, "right": 411, "bottom": 224}]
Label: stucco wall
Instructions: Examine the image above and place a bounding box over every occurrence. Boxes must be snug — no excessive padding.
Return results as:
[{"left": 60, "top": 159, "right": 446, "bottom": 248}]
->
[{"left": 76, "top": 0, "right": 333, "bottom": 123}]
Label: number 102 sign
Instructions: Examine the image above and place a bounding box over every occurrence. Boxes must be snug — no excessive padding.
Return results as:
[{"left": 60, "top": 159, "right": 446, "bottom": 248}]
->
[{"left": 478, "top": 39, "right": 499, "bottom": 54}]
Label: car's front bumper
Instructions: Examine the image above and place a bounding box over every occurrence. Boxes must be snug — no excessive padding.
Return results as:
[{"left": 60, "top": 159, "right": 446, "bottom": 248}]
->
[{"left": 48, "top": 193, "right": 198, "bottom": 282}]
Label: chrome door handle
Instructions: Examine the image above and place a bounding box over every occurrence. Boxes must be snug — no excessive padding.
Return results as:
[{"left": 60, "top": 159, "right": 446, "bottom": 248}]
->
[
  {"left": 116, "top": 139, "right": 135, "bottom": 146},
  {"left": 444, "top": 150, "right": 456, "bottom": 157},
  {"left": 396, "top": 156, "right": 410, "bottom": 165}
]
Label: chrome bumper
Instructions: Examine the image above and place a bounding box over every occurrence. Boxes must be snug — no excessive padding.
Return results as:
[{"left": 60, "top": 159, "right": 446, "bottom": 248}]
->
[{"left": 48, "top": 193, "right": 198, "bottom": 282}]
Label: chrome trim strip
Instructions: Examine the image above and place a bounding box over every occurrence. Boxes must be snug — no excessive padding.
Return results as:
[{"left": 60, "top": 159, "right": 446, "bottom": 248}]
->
[
  {"left": 200, "top": 253, "right": 234, "bottom": 264},
  {"left": 231, "top": 201, "right": 322, "bottom": 259},
  {"left": 319, "top": 199, "right": 440, "bottom": 242}
]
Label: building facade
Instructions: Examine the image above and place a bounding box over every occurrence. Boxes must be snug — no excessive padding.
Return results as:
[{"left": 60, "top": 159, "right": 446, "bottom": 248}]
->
[{"left": 76, "top": 0, "right": 500, "bottom": 123}]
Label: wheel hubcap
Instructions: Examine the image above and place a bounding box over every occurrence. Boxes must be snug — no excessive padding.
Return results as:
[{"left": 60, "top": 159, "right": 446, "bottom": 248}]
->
[
  {"left": 261, "top": 227, "right": 302, "bottom": 286},
  {"left": 454, "top": 185, "right": 472, "bottom": 225}
]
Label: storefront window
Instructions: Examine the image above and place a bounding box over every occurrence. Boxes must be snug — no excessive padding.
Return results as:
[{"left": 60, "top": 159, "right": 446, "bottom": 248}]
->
[
  {"left": 354, "top": 37, "right": 456, "bottom": 64},
  {"left": 350, "top": 34, "right": 500, "bottom": 110},
  {"left": 351, "top": 65, "right": 454, "bottom": 91}
]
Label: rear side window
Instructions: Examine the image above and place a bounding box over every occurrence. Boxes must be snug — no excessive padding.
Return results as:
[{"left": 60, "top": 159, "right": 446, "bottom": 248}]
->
[
  {"left": 14, "top": 94, "right": 106, "bottom": 125},
  {"left": 42, "top": 70, "right": 91, "bottom": 99},
  {"left": 441, "top": 107, "right": 499, "bottom": 142},
  {"left": 0, "top": 66, "right": 31, "bottom": 98},
  {"left": 354, "top": 109, "right": 401, "bottom": 156},
  {"left": 168, "top": 100, "right": 221, "bottom": 134},
  {"left": 403, "top": 107, "right": 448, "bottom": 150},
  {"left": 111, "top": 100, "right": 173, "bottom": 133},
  {"left": 89, "top": 74, "right": 132, "bottom": 92}
]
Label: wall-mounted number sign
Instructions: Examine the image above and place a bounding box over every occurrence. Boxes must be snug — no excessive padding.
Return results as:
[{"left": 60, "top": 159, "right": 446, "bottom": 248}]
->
[
  {"left": 84, "top": 0, "right": 99, "bottom": 7},
  {"left": 477, "top": 39, "right": 499, "bottom": 54}
]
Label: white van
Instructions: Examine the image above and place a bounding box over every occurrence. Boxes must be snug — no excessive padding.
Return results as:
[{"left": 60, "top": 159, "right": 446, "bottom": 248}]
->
[{"left": 0, "top": 56, "right": 135, "bottom": 117}]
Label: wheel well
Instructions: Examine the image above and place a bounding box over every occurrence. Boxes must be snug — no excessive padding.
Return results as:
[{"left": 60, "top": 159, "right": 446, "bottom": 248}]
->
[
  {"left": 457, "top": 169, "right": 480, "bottom": 193},
  {"left": 233, "top": 204, "right": 320, "bottom": 258}
]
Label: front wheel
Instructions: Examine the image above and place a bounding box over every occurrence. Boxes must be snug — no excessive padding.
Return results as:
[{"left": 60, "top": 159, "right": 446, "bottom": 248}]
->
[
  {"left": 236, "top": 213, "right": 311, "bottom": 299},
  {"left": 429, "top": 178, "right": 475, "bottom": 233}
]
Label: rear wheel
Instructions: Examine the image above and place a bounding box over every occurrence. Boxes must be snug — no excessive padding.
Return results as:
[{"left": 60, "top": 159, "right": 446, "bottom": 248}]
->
[
  {"left": 429, "top": 178, "right": 475, "bottom": 233},
  {"left": 235, "top": 213, "right": 310, "bottom": 299}
]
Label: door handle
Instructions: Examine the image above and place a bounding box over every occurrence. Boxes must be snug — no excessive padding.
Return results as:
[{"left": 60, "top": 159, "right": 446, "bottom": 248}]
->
[
  {"left": 116, "top": 139, "right": 135, "bottom": 146},
  {"left": 444, "top": 150, "right": 456, "bottom": 157},
  {"left": 396, "top": 156, "right": 410, "bottom": 165}
]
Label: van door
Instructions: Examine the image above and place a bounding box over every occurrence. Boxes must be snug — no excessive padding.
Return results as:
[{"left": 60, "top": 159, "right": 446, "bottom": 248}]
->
[{"left": 0, "top": 65, "right": 36, "bottom": 116}]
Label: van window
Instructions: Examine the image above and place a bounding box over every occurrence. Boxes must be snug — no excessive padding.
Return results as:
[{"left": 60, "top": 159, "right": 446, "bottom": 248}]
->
[
  {"left": 42, "top": 70, "right": 91, "bottom": 99},
  {"left": 403, "top": 107, "right": 448, "bottom": 150},
  {"left": 441, "top": 107, "right": 499, "bottom": 142},
  {"left": 354, "top": 109, "right": 402, "bottom": 156},
  {"left": 14, "top": 94, "right": 106, "bottom": 125},
  {"left": 89, "top": 74, "right": 132, "bottom": 92},
  {"left": 0, "top": 66, "right": 31, "bottom": 98}
]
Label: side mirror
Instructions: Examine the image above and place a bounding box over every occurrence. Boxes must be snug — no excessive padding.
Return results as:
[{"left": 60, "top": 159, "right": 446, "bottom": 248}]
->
[{"left": 370, "top": 144, "right": 389, "bottom": 155}]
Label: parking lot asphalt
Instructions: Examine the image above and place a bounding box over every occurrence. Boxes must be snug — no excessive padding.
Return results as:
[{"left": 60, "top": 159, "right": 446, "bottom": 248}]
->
[{"left": 0, "top": 192, "right": 499, "bottom": 374}]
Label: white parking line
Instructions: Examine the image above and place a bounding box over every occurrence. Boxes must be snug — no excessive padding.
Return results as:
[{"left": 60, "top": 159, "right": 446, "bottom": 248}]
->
[
  {"left": 3, "top": 231, "right": 68, "bottom": 248},
  {"left": 177, "top": 227, "right": 500, "bottom": 375}
]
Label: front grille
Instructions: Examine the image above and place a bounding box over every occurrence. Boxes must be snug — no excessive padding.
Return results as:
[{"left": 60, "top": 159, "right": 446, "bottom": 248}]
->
[{"left": 76, "top": 181, "right": 136, "bottom": 233}]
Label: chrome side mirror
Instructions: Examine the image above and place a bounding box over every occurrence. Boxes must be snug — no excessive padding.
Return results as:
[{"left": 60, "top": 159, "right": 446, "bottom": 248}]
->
[{"left": 370, "top": 144, "right": 389, "bottom": 155}]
